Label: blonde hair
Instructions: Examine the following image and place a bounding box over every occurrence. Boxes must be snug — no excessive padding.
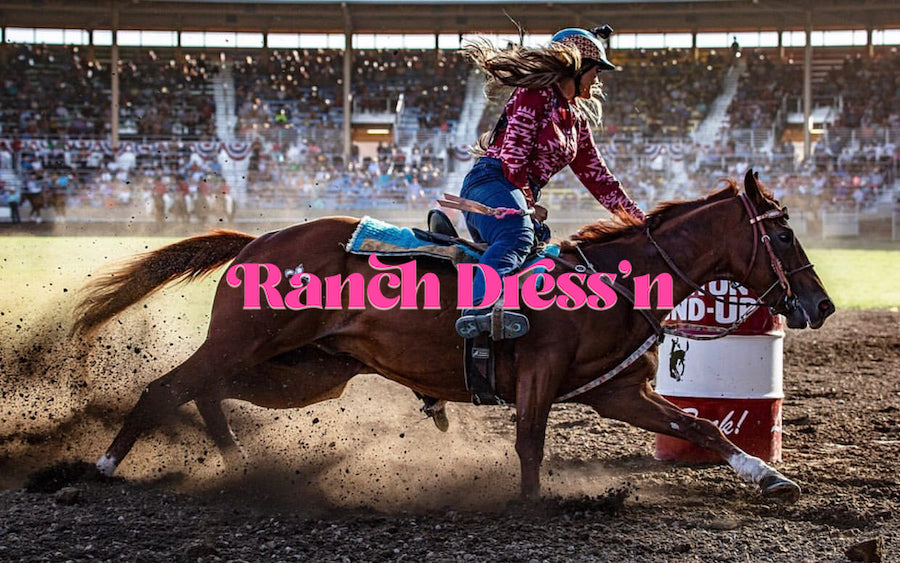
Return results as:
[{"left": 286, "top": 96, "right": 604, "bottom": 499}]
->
[{"left": 463, "top": 39, "right": 606, "bottom": 154}]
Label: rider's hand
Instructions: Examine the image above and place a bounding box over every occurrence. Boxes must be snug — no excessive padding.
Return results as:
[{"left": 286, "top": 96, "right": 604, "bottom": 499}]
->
[{"left": 533, "top": 204, "right": 548, "bottom": 223}]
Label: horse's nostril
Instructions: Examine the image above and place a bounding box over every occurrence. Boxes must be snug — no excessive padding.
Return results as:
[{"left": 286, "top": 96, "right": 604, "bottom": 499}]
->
[{"left": 818, "top": 299, "right": 835, "bottom": 315}]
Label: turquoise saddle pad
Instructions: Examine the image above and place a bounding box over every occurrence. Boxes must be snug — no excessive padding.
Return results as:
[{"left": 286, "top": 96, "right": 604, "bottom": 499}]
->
[{"left": 346, "top": 216, "right": 559, "bottom": 268}]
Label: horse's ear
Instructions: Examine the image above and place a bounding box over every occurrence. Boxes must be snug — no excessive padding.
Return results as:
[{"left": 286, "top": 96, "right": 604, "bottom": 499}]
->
[{"left": 744, "top": 168, "right": 766, "bottom": 207}]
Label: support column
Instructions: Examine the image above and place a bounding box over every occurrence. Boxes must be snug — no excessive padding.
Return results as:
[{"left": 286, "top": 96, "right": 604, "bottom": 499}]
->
[
  {"left": 87, "top": 29, "right": 96, "bottom": 63},
  {"left": 260, "top": 29, "right": 269, "bottom": 63},
  {"left": 866, "top": 28, "right": 874, "bottom": 59},
  {"left": 111, "top": 6, "right": 120, "bottom": 150},
  {"left": 175, "top": 30, "right": 184, "bottom": 62},
  {"left": 435, "top": 31, "right": 441, "bottom": 69},
  {"left": 691, "top": 31, "right": 698, "bottom": 62},
  {"left": 802, "top": 11, "right": 813, "bottom": 162},
  {"left": 0, "top": 28, "right": 9, "bottom": 68},
  {"left": 342, "top": 3, "right": 353, "bottom": 164},
  {"left": 777, "top": 29, "right": 785, "bottom": 61}
]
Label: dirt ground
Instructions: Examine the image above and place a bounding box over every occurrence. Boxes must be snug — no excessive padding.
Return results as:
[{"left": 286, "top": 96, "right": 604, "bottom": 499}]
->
[{"left": 0, "top": 308, "right": 897, "bottom": 562}]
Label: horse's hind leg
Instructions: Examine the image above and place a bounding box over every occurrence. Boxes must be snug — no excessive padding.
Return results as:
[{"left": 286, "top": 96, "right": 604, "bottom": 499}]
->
[
  {"left": 588, "top": 376, "right": 801, "bottom": 502},
  {"left": 188, "top": 348, "right": 365, "bottom": 471},
  {"left": 97, "top": 343, "right": 231, "bottom": 476},
  {"left": 195, "top": 397, "right": 245, "bottom": 468}
]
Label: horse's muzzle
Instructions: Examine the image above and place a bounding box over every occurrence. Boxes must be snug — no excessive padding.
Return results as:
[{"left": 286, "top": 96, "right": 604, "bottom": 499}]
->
[
  {"left": 783, "top": 296, "right": 834, "bottom": 329},
  {"left": 810, "top": 297, "right": 835, "bottom": 329}
]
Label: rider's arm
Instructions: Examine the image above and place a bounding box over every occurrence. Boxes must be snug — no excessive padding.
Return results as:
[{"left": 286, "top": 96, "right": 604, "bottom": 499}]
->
[
  {"left": 495, "top": 87, "right": 547, "bottom": 207},
  {"left": 570, "top": 117, "right": 646, "bottom": 220}
]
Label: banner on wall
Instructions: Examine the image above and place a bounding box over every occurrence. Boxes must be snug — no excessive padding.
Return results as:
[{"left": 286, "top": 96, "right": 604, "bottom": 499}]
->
[
  {"left": 0, "top": 138, "right": 697, "bottom": 163},
  {"left": 0, "top": 139, "right": 257, "bottom": 161}
]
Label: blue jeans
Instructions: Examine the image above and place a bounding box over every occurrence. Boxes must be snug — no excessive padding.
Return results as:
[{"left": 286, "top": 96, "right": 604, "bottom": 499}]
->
[{"left": 460, "top": 158, "right": 534, "bottom": 307}]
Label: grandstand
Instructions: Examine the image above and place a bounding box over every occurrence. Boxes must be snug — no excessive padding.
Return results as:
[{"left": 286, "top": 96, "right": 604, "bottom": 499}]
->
[{"left": 0, "top": 0, "right": 898, "bottom": 238}]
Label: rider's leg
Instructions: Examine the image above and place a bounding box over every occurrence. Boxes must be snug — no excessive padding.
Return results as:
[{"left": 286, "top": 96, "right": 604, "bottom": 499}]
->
[{"left": 460, "top": 175, "right": 533, "bottom": 313}]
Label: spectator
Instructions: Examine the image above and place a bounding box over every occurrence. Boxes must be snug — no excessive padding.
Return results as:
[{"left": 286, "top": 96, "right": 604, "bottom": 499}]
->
[{"left": 5, "top": 183, "right": 21, "bottom": 224}]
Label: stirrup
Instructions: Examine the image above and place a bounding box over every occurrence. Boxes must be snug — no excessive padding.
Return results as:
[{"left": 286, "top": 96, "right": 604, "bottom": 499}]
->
[
  {"left": 455, "top": 308, "right": 530, "bottom": 340},
  {"left": 464, "top": 335, "right": 506, "bottom": 406}
]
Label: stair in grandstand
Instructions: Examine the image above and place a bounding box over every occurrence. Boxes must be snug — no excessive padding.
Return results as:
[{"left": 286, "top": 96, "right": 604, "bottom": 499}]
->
[
  {"left": 212, "top": 61, "right": 249, "bottom": 200},
  {"left": 0, "top": 168, "right": 23, "bottom": 193},
  {"left": 213, "top": 61, "right": 238, "bottom": 142},
  {"left": 396, "top": 99, "right": 421, "bottom": 149},
  {"left": 691, "top": 57, "right": 747, "bottom": 149},
  {"left": 452, "top": 68, "right": 488, "bottom": 153},
  {"left": 442, "top": 68, "right": 487, "bottom": 197}
]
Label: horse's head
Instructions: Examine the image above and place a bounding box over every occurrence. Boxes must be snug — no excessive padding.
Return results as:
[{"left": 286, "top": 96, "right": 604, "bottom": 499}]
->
[{"left": 737, "top": 169, "right": 834, "bottom": 329}]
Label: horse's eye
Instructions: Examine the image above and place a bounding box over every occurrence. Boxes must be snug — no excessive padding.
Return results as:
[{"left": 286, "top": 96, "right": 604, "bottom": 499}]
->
[{"left": 777, "top": 231, "right": 793, "bottom": 244}]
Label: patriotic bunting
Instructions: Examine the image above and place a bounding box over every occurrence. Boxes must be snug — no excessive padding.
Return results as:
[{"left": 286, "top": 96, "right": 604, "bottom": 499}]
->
[{"left": 0, "top": 139, "right": 256, "bottom": 161}]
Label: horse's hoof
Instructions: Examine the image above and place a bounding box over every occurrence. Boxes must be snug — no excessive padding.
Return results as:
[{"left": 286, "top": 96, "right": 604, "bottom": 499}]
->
[
  {"left": 431, "top": 408, "right": 449, "bottom": 432},
  {"left": 96, "top": 453, "right": 117, "bottom": 477},
  {"left": 759, "top": 474, "right": 801, "bottom": 503}
]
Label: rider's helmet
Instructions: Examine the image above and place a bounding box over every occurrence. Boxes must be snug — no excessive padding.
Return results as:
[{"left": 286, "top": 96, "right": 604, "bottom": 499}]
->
[{"left": 551, "top": 26, "right": 616, "bottom": 71}]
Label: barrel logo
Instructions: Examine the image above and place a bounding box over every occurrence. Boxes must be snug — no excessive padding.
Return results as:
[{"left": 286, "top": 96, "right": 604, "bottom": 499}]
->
[{"left": 668, "top": 338, "right": 689, "bottom": 381}]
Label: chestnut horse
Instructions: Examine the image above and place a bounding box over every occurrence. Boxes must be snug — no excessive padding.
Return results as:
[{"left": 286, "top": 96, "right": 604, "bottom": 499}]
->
[
  {"left": 23, "top": 190, "right": 45, "bottom": 222},
  {"left": 74, "top": 171, "right": 834, "bottom": 501}
]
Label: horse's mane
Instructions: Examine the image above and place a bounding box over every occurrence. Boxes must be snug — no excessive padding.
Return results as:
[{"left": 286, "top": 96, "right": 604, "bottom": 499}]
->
[{"left": 562, "top": 179, "right": 747, "bottom": 249}]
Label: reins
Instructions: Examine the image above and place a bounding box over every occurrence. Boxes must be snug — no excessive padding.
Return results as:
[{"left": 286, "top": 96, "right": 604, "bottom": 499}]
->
[{"left": 571, "top": 244, "right": 664, "bottom": 340}]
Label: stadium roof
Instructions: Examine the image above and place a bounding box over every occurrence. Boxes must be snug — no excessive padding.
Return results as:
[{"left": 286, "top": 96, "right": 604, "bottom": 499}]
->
[{"left": 1, "top": 0, "right": 899, "bottom": 35}]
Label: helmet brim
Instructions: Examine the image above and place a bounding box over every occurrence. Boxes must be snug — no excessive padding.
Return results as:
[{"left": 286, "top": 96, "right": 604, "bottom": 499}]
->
[{"left": 585, "top": 58, "right": 616, "bottom": 71}]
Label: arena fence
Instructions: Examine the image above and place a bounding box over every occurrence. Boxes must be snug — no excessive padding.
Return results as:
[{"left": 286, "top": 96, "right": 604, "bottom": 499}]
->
[
  {"left": 820, "top": 207, "right": 860, "bottom": 238},
  {"left": 788, "top": 213, "right": 809, "bottom": 237}
]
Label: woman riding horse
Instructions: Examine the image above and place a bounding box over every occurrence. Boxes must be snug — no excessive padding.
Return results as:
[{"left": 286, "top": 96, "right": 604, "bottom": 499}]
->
[
  {"left": 457, "top": 26, "right": 644, "bottom": 334},
  {"left": 74, "top": 171, "right": 834, "bottom": 501}
]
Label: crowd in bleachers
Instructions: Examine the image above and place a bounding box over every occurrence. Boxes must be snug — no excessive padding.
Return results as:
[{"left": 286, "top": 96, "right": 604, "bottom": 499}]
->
[
  {"left": 602, "top": 48, "right": 728, "bottom": 137},
  {"left": 475, "top": 48, "right": 728, "bottom": 140},
  {"left": 0, "top": 44, "right": 108, "bottom": 137},
  {"left": 1, "top": 41, "right": 898, "bottom": 224},
  {"left": 728, "top": 49, "right": 900, "bottom": 130},
  {"left": 828, "top": 52, "right": 900, "bottom": 128},
  {"left": 117, "top": 50, "right": 217, "bottom": 138},
  {"left": 0, "top": 44, "right": 219, "bottom": 140},
  {"left": 232, "top": 49, "right": 468, "bottom": 142},
  {"left": 242, "top": 139, "right": 445, "bottom": 209},
  {"left": 2, "top": 141, "right": 232, "bottom": 217},
  {"left": 728, "top": 52, "right": 801, "bottom": 129},
  {"left": 233, "top": 49, "right": 342, "bottom": 138}
]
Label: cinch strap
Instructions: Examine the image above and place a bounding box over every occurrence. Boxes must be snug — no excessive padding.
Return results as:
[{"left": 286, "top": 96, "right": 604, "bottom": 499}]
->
[{"left": 555, "top": 333, "right": 659, "bottom": 402}]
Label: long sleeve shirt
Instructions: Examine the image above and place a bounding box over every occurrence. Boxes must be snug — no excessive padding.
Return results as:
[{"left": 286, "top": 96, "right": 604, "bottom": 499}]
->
[{"left": 483, "top": 85, "right": 645, "bottom": 220}]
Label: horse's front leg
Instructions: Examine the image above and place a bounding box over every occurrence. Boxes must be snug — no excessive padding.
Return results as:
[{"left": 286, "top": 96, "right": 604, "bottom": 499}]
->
[
  {"left": 514, "top": 369, "right": 555, "bottom": 499},
  {"left": 642, "top": 387, "right": 801, "bottom": 501},
  {"left": 589, "top": 378, "right": 801, "bottom": 502}
]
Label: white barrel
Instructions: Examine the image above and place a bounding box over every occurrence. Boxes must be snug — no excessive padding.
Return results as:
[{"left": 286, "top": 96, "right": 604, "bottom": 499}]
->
[{"left": 655, "top": 282, "right": 785, "bottom": 463}]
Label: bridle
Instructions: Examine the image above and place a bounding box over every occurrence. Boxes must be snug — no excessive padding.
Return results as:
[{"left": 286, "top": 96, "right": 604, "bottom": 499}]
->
[
  {"left": 550, "top": 190, "right": 819, "bottom": 401},
  {"left": 646, "top": 192, "right": 814, "bottom": 318},
  {"left": 551, "top": 190, "right": 816, "bottom": 401},
  {"left": 741, "top": 192, "right": 816, "bottom": 313},
  {"left": 557, "top": 191, "right": 815, "bottom": 339}
]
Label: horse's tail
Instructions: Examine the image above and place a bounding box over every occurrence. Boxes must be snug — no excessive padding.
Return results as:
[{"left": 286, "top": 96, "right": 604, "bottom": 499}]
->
[{"left": 73, "top": 229, "right": 256, "bottom": 337}]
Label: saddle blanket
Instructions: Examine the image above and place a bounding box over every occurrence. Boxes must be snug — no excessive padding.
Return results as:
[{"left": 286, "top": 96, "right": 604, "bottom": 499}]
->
[{"left": 346, "top": 216, "right": 559, "bottom": 267}]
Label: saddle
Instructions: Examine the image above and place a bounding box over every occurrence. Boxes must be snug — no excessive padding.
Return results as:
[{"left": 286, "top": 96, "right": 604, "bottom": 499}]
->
[
  {"left": 417, "top": 210, "right": 528, "bottom": 406},
  {"left": 346, "top": 210, "right": 545, "bottom": 405}
]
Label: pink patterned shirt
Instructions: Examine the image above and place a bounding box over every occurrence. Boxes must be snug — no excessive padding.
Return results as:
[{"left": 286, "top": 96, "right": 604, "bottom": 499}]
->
[{"left": 483, "top": 85, "right": 645, "bottom": 220}]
